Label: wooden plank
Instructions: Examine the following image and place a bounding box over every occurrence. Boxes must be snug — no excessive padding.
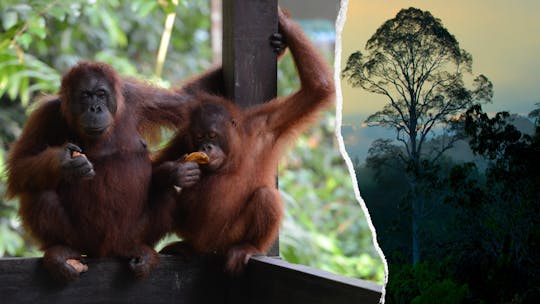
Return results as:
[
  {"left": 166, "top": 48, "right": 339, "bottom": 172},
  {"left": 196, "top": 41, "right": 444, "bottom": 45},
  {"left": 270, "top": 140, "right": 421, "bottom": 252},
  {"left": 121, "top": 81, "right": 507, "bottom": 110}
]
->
[
  {"left": 229, "top": 256, "right": 383, "bottom": 304},
  {"left": 0, "top": 256, "right": 382, "bottom": 304},
  {"left": 0, "top": 256, "right": 227, "bottom": 304}
]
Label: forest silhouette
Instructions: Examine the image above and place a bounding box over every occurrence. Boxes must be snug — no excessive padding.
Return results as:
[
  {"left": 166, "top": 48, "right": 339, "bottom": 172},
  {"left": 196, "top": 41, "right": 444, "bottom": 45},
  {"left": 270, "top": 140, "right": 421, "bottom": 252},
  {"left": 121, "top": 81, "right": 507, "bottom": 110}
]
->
[{"left": 345, "top": 7, "right": 539, "bottom": 303}]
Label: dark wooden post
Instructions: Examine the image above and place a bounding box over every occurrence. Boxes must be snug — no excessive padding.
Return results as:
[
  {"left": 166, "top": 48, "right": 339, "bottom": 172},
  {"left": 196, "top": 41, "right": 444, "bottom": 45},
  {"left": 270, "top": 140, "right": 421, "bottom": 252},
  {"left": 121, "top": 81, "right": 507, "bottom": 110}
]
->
[
  {"left": 222, "top": 0, "right": 279, "bottom": 256},
  {"left": 222, "top": 0, "right": 278, "bottom": 107}
]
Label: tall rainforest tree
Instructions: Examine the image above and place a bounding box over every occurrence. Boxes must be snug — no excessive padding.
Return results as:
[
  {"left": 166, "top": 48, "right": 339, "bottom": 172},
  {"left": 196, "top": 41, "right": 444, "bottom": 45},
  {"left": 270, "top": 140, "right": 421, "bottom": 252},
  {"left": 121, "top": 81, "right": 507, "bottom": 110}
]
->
[{"left": 343, "top": 7, "right": 493, "bottom": 264}]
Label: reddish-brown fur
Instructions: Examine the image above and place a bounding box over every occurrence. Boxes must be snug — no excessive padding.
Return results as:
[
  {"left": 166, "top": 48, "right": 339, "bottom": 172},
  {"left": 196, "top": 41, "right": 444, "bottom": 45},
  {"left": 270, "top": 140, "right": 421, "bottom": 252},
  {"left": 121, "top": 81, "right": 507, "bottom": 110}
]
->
[
  {"left": 6, "top": 62, "right": 195, "bottom": 282},
  {"left": 152, "top": 9, "right": 335, "bottom": 274}
]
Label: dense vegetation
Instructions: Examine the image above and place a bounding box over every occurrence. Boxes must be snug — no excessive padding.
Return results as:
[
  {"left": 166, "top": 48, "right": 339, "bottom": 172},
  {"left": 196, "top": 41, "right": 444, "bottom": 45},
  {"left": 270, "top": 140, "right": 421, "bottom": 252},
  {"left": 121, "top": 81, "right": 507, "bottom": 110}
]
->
[
  {"left": 0, "top": 0, "right": 384, "bottom": 283},
  {"left": 347, "top": 7, "right": 539, "bottom": 303}
]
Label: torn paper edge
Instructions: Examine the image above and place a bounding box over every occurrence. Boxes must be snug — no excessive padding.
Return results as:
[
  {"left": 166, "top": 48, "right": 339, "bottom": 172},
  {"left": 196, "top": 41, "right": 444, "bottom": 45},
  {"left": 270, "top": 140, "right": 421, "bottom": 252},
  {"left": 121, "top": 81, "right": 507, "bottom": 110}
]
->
[{"left": 333, "top": 0, "right": 388, "bottom": 302}]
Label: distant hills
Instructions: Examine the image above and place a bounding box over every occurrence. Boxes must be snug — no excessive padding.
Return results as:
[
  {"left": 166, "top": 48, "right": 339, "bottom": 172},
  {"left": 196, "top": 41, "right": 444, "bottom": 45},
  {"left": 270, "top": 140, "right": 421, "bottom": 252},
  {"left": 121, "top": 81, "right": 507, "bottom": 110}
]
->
[{"left": 341, "top": 114, "right": 536, "bottom": 164}]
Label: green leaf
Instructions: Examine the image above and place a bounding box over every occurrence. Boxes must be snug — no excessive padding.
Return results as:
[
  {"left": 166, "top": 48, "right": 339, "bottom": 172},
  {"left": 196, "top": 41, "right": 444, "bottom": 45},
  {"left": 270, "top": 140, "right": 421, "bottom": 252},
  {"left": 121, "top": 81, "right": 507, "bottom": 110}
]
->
[
  {"left": 16, "top": 33, "right": 32, "bottom": 49},
  {"left": 0, "top": 22, "right": 23, "bottom": 42},
  {"left": 19, "top": 76, "right": 30, "bottom": 106},
  {"left": 49, "top": 6, "right": 68, "bottom": 21},
  {"left": 2, "top": 11, "right": 18, "bottom": 30},
  {"left": 314, "top": 234, "right": 340, "bottom": 254},
  {"left": 132, "top": 0, "right": 158, "bottom": 17},
  {"left": 161, "top": 1, "right": 177, "bottom": 15},
  {"left": 99, "top": 10, "right": 128, "bottom": 47},
  {"left": 28, "top": 19, "right": 47, "bottom": 39},
  {"left": 7, "top": 69, "right": 21, "bottom": 100}
]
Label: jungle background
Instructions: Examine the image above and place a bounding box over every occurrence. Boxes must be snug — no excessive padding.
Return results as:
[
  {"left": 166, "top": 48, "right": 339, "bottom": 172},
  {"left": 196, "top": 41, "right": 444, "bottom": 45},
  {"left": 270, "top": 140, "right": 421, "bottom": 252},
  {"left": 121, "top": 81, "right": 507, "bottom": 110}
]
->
[
  {"left": 0, "top": 0, "right": 385, "bottom": 285},
  {"left": 342, "top": 3, "right": 539, "bottom": 303}
]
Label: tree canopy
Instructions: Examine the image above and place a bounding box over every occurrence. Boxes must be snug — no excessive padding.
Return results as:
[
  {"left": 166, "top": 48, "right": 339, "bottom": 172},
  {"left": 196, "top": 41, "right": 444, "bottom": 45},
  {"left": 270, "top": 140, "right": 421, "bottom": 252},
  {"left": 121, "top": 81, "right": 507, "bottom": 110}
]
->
[
  {"left": 343, "top": 7, "right": 493, "bottom": 168},
  {"left": 343, "top": 6, "right": 495, "bottom": 268}
]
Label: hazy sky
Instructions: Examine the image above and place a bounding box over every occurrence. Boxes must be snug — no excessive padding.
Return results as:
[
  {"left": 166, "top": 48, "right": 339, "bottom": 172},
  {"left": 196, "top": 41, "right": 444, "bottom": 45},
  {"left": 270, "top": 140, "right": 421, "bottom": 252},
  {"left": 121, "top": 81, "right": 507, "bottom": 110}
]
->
[{"left": 341, "top": 0, "right": 540, "bottom": 123}]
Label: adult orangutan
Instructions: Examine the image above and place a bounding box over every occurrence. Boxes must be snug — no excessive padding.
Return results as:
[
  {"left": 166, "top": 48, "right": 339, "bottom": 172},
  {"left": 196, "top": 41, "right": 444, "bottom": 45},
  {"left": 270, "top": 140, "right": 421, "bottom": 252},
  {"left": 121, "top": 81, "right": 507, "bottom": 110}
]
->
[{"left": 6, "top": 61, "right": 198, "bottom": 282}]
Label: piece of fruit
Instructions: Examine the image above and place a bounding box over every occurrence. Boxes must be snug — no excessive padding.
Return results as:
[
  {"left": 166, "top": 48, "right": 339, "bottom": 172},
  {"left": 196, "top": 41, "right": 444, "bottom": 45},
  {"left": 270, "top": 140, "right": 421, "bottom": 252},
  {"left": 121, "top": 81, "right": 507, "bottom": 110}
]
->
[{"left": 183, "top": 152, "right": 209, "bottom": 164}]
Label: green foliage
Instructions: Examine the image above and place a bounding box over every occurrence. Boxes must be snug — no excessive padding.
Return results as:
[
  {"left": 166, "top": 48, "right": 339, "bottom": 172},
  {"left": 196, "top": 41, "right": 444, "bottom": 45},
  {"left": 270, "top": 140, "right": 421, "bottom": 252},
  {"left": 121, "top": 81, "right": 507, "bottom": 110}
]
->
[
  {"left": 279, "top": 111, "right": 384, "bottom": 282},
  {"left": 412, "top": 280, "right": 470, "bottom": 304},
  {"left": 0, "top": 0, "right": 211, "bottom": 95},
  {"left": 277, "top": 43, "right": 384, "bottom": 282},
  {"left": 442, "top": 104, "right": 540, "bottom": 302},
  {"left": 0, "top": 50, "right": 59, "bottom": 106},
  {"left": 386, "top": 261, "right": 470, "bottom": 304},
  {"left": 462, "top": 104, "right": 535, "bottom": 163},
  {"left": 529, "top": 103, "right": 540, "bottom": 125},
  {"left": 0, "top": 172, "right": 25, "bottom": 257},
  {"left": 359, "top": 104, "right": 540, "bottom": 302},
  {"left": 0, "top": 98, "right": 31, "bottom": 257},
  {"left": 347, "top": 5, "right": 538, "bottom": 298}
]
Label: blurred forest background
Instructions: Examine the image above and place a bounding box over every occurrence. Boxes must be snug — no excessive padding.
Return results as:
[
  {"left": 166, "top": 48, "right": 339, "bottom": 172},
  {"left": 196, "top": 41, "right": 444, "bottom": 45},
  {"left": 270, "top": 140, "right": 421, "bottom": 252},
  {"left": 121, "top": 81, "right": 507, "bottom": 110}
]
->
[
  {"left": 343, "top": 7, "right": 539, "bottom": 303},
  {"left": 0, "top": 0, "right": 384, "bottom": 284}
]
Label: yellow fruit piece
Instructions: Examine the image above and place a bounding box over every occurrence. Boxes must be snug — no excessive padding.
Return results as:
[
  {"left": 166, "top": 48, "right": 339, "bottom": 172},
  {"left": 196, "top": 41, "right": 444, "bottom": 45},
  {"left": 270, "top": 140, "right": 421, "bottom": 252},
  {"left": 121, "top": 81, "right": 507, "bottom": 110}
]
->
[{"left": 183, "top": 152, "right": 209, "bottom": 164}]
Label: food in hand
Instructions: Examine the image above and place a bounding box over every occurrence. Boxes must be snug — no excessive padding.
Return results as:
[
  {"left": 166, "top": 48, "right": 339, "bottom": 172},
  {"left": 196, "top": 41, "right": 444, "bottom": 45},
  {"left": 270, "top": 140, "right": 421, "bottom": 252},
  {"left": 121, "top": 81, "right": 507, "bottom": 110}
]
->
[{"left": 183, "top": 152, "right": 209, "bottom": 164}]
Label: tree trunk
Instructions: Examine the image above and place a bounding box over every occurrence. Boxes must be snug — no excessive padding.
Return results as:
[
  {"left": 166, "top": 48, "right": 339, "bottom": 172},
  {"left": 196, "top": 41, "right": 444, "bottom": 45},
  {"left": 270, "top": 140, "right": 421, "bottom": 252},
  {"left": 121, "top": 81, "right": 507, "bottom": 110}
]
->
[
  {"left": 410, "top": 178, "right": 421, "bottom": 265},
  {"left": 411, "top": 195, "right": 420, "bottom": 265}
]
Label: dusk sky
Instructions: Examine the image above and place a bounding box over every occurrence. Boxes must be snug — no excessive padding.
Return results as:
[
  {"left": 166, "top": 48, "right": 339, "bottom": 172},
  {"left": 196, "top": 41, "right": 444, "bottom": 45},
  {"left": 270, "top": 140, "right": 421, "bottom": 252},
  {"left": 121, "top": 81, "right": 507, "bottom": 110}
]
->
[
  {"left": 339, "top": 0, "right": 540, "bottom": 160},
  {"left": 341, "top": 0, "right": 540, "bottom": 123}
]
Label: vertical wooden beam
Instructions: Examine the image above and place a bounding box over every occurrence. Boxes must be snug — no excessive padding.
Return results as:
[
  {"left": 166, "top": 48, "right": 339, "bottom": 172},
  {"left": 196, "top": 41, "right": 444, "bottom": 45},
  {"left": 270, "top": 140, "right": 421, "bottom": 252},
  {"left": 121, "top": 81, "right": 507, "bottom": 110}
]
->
[
  {"left": 222, "top": 0, "right": 278, "bottom": 106},
  {"left": 222, "top": 0, "right": 279, "bottom": 256},
  {"left": 210, "top": 0, "right": 222, "bottom": 64}
]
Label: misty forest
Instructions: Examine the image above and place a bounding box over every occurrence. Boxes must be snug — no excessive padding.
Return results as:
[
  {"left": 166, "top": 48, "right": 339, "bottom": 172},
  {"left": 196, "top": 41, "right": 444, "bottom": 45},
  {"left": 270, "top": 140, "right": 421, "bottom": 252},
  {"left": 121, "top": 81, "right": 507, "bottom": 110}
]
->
[{"left": 344, "top": 7, "right": 539, "bottom": 303}]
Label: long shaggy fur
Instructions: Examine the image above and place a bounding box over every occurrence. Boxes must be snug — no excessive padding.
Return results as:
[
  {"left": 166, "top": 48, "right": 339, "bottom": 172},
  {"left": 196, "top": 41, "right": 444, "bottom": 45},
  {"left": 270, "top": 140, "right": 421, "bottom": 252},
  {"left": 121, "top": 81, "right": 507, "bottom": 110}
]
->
[
  {"left": 6, "top": 61, "right": 195, "bottom": 281},
  {"left": 152, "top": 9, "right": 335, "bottom": 275}
]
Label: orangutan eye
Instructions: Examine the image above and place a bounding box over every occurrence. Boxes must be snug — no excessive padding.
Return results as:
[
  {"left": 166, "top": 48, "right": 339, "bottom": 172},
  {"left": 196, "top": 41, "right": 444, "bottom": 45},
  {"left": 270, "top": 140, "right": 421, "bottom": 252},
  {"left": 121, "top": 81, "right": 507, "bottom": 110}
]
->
[{"left": 95, "top": 89, "right": 106, "bottom": 98}]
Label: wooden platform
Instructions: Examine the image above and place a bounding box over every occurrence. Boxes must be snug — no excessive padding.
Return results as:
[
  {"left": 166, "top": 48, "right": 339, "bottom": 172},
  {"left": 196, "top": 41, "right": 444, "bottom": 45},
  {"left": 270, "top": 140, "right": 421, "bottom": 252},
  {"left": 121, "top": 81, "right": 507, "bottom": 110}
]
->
[{"left": 0, "top": 255, "right": 382, "bottom": 303}]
